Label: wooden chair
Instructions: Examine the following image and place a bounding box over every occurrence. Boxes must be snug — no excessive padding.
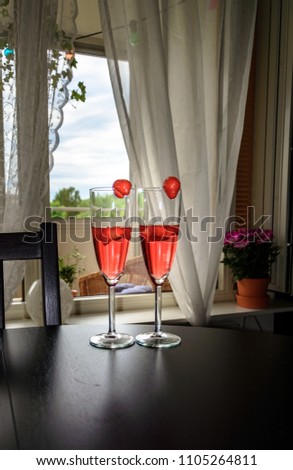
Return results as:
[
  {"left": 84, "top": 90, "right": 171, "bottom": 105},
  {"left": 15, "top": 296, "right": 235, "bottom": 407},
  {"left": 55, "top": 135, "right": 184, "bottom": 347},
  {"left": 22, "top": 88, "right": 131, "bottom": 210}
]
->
[
  {"left": 0, "top": 222, "right": 61, "bottom": 328},
  {"left": 79, "top": 255, "right": 172, "bottom": 296}
]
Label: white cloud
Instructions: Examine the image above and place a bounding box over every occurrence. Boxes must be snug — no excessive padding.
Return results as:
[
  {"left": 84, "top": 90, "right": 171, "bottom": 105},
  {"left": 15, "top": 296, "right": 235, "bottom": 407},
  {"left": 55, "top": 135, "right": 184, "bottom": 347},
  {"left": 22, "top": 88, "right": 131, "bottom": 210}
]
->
[{"left": 50, "top": 54, "right": 129, "bottom": 200}]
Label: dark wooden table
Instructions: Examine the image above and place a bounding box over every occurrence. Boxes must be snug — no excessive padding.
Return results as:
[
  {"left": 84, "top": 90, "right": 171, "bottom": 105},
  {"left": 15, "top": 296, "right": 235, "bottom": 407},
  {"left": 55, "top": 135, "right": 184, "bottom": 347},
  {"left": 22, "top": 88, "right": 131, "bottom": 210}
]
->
[{"left": 1, "top": 324, "right": 293, "bottom": 450}]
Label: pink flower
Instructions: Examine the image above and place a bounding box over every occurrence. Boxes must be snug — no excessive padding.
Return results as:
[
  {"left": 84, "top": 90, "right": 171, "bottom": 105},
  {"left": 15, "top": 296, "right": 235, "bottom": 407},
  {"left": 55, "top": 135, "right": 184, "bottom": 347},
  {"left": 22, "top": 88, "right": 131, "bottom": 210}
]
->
[
  {"left": 224, "top": 228, "right": 275, "bottom": 247},
  {"left": 224, "top": 230, "right": 248, "bottom": 246},
  {"left": 255, "top": 228, "right": 274, "bottom": 243}
]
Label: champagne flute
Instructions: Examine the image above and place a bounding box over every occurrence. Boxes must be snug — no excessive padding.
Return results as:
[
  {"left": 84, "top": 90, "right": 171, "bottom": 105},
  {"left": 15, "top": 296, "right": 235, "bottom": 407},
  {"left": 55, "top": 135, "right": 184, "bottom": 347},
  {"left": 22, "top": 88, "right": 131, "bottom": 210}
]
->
[
  {"left": 135, "top": 187, "right": 182, "bottom": 348},
  {"left": 89, "top": 186, "right": 135, "bottom": 349}
]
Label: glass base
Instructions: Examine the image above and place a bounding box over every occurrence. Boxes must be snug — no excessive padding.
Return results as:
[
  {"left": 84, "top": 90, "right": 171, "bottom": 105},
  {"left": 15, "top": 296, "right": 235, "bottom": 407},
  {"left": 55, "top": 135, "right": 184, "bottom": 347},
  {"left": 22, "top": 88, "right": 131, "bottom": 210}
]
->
[
  {"left": 135, "top": 331, "right": 181, "bottom": 348},
  {"left": 90, "top": 332, "right": 135, "bottom": 349}
]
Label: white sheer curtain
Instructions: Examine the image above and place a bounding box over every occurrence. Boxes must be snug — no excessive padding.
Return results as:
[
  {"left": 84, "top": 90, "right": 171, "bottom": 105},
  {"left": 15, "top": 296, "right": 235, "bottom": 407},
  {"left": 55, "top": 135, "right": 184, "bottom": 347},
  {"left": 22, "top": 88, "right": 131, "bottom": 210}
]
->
[
  {"left": 0, "top": 0, "right": 77, "bottom": 308},
  {"left": 99, "top": 0, "right": 257, "bottom": 325}
]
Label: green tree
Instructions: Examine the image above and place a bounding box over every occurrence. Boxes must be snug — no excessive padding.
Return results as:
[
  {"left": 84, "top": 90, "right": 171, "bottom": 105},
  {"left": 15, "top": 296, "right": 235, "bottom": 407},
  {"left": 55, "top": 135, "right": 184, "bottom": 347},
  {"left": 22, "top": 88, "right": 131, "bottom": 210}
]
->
[
  {"left": 51, "top": 187, "right": 82, "bottom": 218},
  {"left": 51, "top": 189, "right": 126, "bottom": 218}
]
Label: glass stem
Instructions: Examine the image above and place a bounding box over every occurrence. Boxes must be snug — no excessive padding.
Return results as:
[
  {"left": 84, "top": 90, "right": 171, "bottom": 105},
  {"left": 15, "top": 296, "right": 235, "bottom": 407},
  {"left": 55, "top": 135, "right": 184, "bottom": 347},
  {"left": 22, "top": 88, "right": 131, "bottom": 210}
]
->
[
  {"left": 108, "top": 285, "right": 116, "bottom": 334},
  {"left": 155, "top": 285, "right": 162, "bottom": 334}
]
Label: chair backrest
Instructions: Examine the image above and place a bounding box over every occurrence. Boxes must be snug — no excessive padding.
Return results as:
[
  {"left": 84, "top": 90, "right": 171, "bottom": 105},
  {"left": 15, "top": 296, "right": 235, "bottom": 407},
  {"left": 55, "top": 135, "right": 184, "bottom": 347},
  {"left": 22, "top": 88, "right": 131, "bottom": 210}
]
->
[{"left": 0, "top": 222, "right": 61, "bottom": 329}]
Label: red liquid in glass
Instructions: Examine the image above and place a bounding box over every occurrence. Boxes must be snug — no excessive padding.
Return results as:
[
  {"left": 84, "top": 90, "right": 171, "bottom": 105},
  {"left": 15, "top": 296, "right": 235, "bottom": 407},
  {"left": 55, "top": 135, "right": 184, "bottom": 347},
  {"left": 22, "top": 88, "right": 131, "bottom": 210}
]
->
[
  {"left": 92, "top": 226, "right": 131, "bottom": 282},
  {"left": 140, "top": 224, "right": 179, "bottom": 284}
]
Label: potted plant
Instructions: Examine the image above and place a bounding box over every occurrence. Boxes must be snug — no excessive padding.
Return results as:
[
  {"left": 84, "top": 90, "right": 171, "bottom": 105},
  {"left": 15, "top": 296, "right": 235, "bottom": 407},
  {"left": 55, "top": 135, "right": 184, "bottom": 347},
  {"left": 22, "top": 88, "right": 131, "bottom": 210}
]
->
[
  {"left": 222, "top": 228, "right": 280, "bottom": 308},
  {"left": 59, "top": 247, "right": 85, "bottom": 296}
]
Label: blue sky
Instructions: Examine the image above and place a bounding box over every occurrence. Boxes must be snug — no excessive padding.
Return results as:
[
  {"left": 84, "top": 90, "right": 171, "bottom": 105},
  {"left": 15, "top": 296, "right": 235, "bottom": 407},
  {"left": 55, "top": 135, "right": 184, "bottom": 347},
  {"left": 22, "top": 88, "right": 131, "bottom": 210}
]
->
[{"left": 50, "top": 54, "right": 129, "bottom": 201}]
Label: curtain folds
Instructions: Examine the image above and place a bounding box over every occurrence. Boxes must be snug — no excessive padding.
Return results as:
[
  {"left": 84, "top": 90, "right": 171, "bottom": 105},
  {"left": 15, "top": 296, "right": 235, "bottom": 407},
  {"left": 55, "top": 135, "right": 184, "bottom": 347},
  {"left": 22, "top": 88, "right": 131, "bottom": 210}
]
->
[
  {"left": 0, "top": 0, "right": 77, "bottom": 308},
  {"left": 99, "top": 0, "right": 257, "bottom": 325}
]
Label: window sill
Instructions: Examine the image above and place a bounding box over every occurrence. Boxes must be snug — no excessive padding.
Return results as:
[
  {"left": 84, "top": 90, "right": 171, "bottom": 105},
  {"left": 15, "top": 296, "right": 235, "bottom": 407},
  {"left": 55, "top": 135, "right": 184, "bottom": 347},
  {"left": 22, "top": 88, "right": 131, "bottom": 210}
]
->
[
  {"left": 209, "top": 297, "right": 293, "bottom": 319},
  {"left": 5, "top": 305, "right": 185, "bottom": 329},
  {"left": 5, "top": 297, "right": 293, "bottom": 329}
]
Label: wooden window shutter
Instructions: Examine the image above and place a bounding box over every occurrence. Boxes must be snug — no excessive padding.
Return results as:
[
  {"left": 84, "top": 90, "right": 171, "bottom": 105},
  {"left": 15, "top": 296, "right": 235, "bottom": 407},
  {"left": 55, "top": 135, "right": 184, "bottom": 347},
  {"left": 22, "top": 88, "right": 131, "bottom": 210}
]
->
[{"left": 235, "top": 42, "right": 256, "bottom": 225}]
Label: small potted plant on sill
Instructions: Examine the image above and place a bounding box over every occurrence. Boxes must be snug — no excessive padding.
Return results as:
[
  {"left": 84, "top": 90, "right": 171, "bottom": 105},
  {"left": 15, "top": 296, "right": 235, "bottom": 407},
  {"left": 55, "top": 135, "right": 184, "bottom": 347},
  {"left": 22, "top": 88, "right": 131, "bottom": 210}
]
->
[
  {"left": 59, "top": 246, "right": 85, "bottom": 296},
  {"left": 222, "top": 228, "right": 280, "bottom": 308}
]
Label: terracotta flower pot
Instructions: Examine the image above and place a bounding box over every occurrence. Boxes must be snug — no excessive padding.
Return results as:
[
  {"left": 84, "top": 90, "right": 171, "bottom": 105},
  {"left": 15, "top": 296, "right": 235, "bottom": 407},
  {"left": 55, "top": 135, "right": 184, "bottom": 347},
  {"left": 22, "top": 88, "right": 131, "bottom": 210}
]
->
[{"left": 236, "top": 278, "right": 270, "bottom": 309}]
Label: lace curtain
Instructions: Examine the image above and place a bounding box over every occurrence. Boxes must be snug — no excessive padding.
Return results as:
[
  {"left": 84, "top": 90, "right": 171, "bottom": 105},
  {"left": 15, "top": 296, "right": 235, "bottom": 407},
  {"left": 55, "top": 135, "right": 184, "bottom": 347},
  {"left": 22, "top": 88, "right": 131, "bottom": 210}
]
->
[
  {"left": 0, "top": 0, "right": 77, "bottom": 308},
  {"left": 99, "top": 0, "right": 257, "bottom": 325}
]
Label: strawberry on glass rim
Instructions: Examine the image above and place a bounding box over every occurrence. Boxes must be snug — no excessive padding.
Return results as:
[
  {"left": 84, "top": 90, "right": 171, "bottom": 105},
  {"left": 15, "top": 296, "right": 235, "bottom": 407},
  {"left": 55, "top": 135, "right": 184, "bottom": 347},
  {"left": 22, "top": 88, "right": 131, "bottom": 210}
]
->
[
  {"left": 112, "top": 179, "right": 132, "bottom": 198},
  {"left": 162, "top": 176, "right": 181, "bottom": 199}
]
